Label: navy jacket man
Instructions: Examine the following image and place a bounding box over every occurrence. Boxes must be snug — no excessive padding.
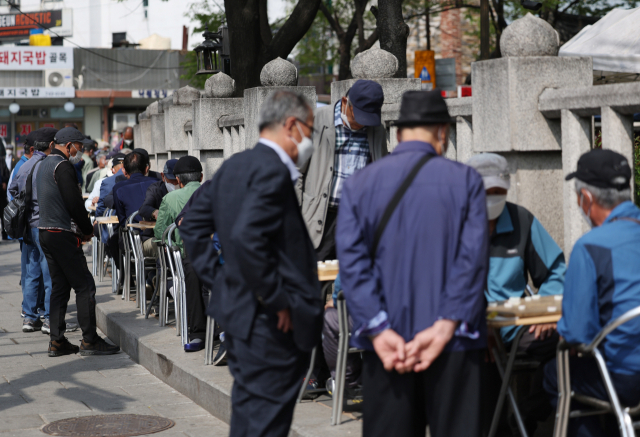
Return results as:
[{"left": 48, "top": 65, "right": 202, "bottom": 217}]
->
[
  {"left": 544, "top": 149, "right": 640, "bottom": 437},
  {"left": 112, "top": 151, "right": 155, "bottom": 227},
  {"left": 336, "top": 91, "right": 489, "bottom": 437},
  {"left": 181, "top": 90, "right": 323, "bottom": 437}
]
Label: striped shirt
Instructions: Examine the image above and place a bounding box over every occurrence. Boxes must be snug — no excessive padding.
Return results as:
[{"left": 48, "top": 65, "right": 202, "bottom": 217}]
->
[{"left": 329, "top": 101, "right": 371, "bottom": 207}]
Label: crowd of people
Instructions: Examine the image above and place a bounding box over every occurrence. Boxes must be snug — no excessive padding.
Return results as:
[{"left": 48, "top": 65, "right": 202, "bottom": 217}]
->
[{"left": 4, "top": 82, "right": 640, "bottom": 437}]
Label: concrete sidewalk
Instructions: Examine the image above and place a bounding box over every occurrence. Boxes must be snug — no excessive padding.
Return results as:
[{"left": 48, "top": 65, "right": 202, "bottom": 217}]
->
[
  {"left": 90, "top": 244, "right": 362, "bottom": 437},
  {"left": 0, "top": 240, "right": 229, "bottom": 437}
]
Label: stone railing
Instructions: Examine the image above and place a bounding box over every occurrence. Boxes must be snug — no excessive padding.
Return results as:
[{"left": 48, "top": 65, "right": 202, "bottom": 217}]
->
[{"left": 134, "top": 16, "right": 640, "bottom": 259}]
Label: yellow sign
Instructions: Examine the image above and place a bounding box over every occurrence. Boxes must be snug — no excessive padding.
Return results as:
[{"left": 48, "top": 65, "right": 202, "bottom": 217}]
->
[{"left": 415, "top": 50, "right": 436, "bottom": 90}]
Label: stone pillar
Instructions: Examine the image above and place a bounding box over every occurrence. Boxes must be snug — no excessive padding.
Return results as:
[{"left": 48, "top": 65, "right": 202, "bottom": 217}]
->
[
  {"left": 244, "top": 57, "right": 317, "bottom": 149},
  {"left": 454, "top": 116, "right": 474, "bottom": 163},
  {"left": 561, "top": 109, "right": 592, "bottom": 257},
  {"left": 193, "top": 72, "right": 244, "bottom": 177},
  {"left": 469, "top": 13, "right": 593, "bottom": 248},
  {"left": 331, "top": 47, "right": 421, "bottom": 153},
  {"left": 165, "top": 86, "right": 200, "bottom": 154},
  {"left": 140, "top": 108, "right": 152, "bottom": 164},
  {"left": 601, "top": 106, "right": 635, "bottom": 195}
]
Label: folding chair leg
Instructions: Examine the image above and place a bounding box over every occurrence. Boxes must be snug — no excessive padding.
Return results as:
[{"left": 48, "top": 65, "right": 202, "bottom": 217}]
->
[
  {"left": 488, "top": 326, "right": 527, "bottom": 437},
  {"left": 297, "top": 346, "right": 317, "bottom": 403},
  {"left": 493, "top": 347, "right": 529, "bottom": 437},
  {"left": 593, "top": 350, "right": 635, "bottom": 437},
  {"left": 91, "top": 237, "right": 97, "bottom": 276}
]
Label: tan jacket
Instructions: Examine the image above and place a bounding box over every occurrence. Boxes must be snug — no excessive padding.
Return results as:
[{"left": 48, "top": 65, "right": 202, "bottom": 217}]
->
[{"left": 298, "top": 104, "right": 388, "bottom": 248}]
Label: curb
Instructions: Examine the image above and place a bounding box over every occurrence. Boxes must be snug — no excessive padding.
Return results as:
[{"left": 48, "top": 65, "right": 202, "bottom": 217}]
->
[{"left": 93, "top": 279, "right": 361, "bottom": 437}]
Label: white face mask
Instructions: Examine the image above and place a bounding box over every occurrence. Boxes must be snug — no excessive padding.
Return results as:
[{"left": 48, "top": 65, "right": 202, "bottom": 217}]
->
[
  {"left": 579, "top": 192, "right": 594, "bottom": 228},
  {"left": 68, "top": 144, "right": 82, "bottom": 164},
  {"left": 165, "top": 182, "right": 176, "bottom": 192},
  {"left": 341, "top": 100, "right": 362, "bottom": 132},
  {"left": 124, "top": 139, "right": 133, "bottom": 146},
  {"left": 486, "top": 194, "right": 507, "bottom": 220},
  {"left": 291, "top": 122, "right": 314, "bottom": 166}
]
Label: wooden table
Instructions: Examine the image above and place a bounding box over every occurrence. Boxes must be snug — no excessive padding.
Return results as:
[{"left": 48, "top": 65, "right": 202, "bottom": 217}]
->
[
  {"left": 486, "top": 295, "right": 562, "bottom": 437},
  {"left": 82, "top": 194, "right": 90, "bottom": 199},
  {"left": 318, "top": 261, "right": 339, "bottom": 282},
  {"left": 128, "top": 222, "right": 156, "bottom": 230},
  {"left": 94, "top": 216, "right": 119, "bottom": 224},
  {"left": 87, "top": 205, "right": 96, "bottom": 212},
  {"left": 487, "top": 294, "right": 563, "bottom": 327}
]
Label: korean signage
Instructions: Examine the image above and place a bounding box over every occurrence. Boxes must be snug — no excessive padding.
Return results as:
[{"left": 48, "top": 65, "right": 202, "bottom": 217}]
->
[
  {"left": 18, "top": 122, "right": 34, "bottom": 137},
  {"left": 0, "top": 47, "right": 73, "bottom": 70},
  {"left": 132, "top": 89, "right": 174, "bottom": 99},
  {"left": 0, "top": 10, "right": 62, "bottom": 39},
  {"left": 0, "top": 123, "right": 8, "bottom": 138},
  {"left": 0, "top": 87, "right": 75, "bottom": 98}
]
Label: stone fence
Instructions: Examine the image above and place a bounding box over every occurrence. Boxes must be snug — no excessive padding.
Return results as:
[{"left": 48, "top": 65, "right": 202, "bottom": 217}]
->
[{"left": 134, "top": 14, "right": 638, "bottom": 260}]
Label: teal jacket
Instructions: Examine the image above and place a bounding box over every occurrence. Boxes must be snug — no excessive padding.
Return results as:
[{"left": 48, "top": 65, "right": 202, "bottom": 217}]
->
[
  {"left": 154, "top": 181, "right": 200, "bottom": 255},
  {"left": 487, "top": 202, "right": 566, "bottom": 342}
]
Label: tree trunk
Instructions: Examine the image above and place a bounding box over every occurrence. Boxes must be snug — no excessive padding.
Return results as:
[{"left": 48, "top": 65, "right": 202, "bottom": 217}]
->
[
  {"left": 224, "top": 0, "right": 321, "bottom": 95},
  {"left": 376, "top": 0, "right": 410, "bottom": 78}
]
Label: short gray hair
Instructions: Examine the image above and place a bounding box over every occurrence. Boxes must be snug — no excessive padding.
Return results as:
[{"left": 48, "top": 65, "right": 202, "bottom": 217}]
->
[
  {"left": 258, "top": 90, "right": 312, "bottom": 132},
  {"left": 176, "top": 171, "right": 201, "bottom": 185},
  {"left": 575, "top": 179, "right": 631, "bottom": 209},
  {"left": 33, "top": 141, "right": 51, "bottom": 152}
]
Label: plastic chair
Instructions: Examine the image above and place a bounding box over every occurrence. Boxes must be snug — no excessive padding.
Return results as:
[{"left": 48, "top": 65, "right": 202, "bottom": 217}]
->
[
  {"left": 553, "top": 305, "right": 640, "bottom": 437},
  {"left": 332, "top": 290, "right": 364, "bottom": 426}
]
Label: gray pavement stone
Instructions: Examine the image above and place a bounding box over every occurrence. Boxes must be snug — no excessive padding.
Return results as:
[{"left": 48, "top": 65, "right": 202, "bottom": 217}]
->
[{"left": 0, "top": 240, "right": 229, "bottom": 437}]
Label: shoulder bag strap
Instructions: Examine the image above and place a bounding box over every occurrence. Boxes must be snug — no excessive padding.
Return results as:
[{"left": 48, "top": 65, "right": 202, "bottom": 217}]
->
[
  {"left": 24, "top": 159, "right": 41, "bottom": 202},
  {"left": 371, "top": 153, "right": 435, "bottom": 260}
]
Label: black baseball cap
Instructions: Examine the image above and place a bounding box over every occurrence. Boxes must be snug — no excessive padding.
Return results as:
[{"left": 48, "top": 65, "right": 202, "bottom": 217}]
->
[
  {"left": 112, "top": 153, "right": 126, "bottom": 165},
  {"left": 173, "top": 156, "right": 202, "bottom": 175},
  {"left": 26, "top": 127, "right": 58, "bottom": 146},
  {"left": 565, "top": 149, "right": 631, "bottom": 191},
  {"left": 54, "top": 127, "right": 85, "bottom": 144},
  {"left": 348, "top": 80, "right": 384, "bottom": 127}
]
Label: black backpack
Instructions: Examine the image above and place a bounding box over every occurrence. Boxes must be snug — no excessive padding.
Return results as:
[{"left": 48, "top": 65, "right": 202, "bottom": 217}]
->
[{"left": 3, "top": 162, "right": 39, "bottom": 242}]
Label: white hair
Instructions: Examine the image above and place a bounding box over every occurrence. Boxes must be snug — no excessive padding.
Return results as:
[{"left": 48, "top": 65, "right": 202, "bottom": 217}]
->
[{"left": 575, "top": 179, "right": 631, "bottom": 209}]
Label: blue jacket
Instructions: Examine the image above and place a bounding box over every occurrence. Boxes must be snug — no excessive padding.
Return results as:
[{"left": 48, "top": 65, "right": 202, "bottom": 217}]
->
[
  {"left": 336, "top": 141, "right": 489, "bottom": 352},
  {"left": 96, "top": 168, "right": 124, "bottom": 217},
  {"left": 488, "top": 203, "right": 566, "bottom": 342},
  {"left": 112, "top": 173, "right": 157, "bottom": 227},
  {"left": 6, "top": 155, "right": 27, "bottom": 201},
  {"left": 559, "top": 201, "right": 640, "bottom": 375}
]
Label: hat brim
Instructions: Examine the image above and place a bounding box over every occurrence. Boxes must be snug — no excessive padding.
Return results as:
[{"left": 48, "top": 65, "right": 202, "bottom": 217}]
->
[
  {"left": 164, "top": 172, "right": 176, "bottom": 180},
  {"left": 351, "top": 104, "right": 381, "bottom": 127},
  {"left": 565, "top": 172, "right": 578, "bottom": 181},
  {"left": 483, "top": 175, "right": 510, "bottom": 191}
]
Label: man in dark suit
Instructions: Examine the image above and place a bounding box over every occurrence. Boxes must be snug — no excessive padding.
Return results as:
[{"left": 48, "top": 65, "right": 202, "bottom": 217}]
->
[{"left": 181, "top": 90, "right": 323, "bottom": 437}]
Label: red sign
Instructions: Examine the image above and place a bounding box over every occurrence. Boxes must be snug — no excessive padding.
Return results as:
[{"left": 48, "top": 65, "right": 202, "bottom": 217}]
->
[
  {"left": 0, "top": 124, "right": 7, "bottom": 138},
  {"left": 458, "top": 86, "right": 472, "bottom": 97},
  {"left": 18, "top": 123, "right": 33, "bottom": 136},
  {"left": 41, "top": 123, "right": 56, "bottom": 128}
]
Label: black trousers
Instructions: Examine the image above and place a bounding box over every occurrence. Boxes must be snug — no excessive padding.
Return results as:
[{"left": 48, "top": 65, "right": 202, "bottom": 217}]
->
[
  {"left": 39, "top": 230, "right": 99, "bottom": 344},
  {"left": 226, "top": 311, "right": 309, "bottom": 437},
  {"left": 362, "top": 349, "right": 483, "bottom": 437},
  {"left": 315, "top": 207, "right": 337, "bottom": 261},
  {"left": 183, "top": 255, "right": 207, "bottom": 341}
]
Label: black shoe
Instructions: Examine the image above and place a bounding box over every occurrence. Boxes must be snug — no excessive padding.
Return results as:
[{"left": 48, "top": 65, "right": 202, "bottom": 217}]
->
[
  {"left": 22, "top": 318, "right": 43, "bottom": 332},
  {"left": 49, "top": 338, "right": 80, "bottom": 357},
  {"left": 213, "top": 342, "right": 227, "bottom": 366},
  {"left": 79, "top": 337, "right": 120, "bottom": 356}
]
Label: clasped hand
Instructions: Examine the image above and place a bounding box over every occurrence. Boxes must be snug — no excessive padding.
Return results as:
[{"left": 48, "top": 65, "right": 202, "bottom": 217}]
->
[{"left": 371, "top": 320, "right": 458, "bottom": 374}]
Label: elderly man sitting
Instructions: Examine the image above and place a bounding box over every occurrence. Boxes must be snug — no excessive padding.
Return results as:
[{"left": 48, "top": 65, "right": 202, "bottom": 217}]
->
[{"left": 544, "top": 149, "right": 640, "bottom": 437}]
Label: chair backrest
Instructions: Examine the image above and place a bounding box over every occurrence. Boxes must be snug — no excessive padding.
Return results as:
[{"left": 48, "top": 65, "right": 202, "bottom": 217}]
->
[{"left": 583, "top": 305, "right": 640, "bottom": 353}]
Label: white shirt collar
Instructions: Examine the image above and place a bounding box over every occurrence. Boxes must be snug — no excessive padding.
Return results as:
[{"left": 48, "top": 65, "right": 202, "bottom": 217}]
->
[{"left": 259, "top": 138, "right": 299, "bottom": 182}]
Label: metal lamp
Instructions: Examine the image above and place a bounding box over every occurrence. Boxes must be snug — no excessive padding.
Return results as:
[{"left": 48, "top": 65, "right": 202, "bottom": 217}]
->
[{"left": 194, "top": 26, "right": 223, "bottom": 75}]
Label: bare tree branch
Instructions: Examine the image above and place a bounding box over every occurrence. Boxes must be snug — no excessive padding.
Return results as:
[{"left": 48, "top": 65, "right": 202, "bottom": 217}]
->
[
  {"left": 258, "top": 0, "right": 272, "bottom": 45},
  {"left": 319, "top": 1, "right": 344, "bottom": 36},
  {"left": 270, "top": 0, "right": 321, "bottom": 59}
]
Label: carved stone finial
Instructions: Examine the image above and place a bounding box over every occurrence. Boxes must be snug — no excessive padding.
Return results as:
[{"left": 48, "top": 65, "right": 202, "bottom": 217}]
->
[
  {"left": 173, "top": 85, "right": 201, "bottom": 105},
  {"left": 351, "top": 48, "right": 398, "bottom": 79},
  {"left": 205, "top": 72, "right": 236, "bottom": 98},
  {"left": 147, "top": 101, "right": 159, "bottom": 116},
  {"left": 500, "top": 13, "right": 559, "bottom": 57},
  {"left": 260, "top": 57, "right": 298, "bottom": 87}
]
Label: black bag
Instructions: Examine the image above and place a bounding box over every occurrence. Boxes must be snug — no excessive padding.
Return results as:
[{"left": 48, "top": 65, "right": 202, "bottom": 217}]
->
[{"left": 3, "top": 162, "right": 38, "bottom": 241}]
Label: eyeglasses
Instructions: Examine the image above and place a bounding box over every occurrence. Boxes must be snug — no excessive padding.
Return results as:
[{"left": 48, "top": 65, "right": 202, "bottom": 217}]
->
[{"left": 295, "top": 118, "right": 317, "bottom": 136}]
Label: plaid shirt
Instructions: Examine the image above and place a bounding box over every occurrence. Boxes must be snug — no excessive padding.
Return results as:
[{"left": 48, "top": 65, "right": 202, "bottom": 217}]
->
[{"left": 329, "top": 101, "right": 371, "bottom": 207}]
